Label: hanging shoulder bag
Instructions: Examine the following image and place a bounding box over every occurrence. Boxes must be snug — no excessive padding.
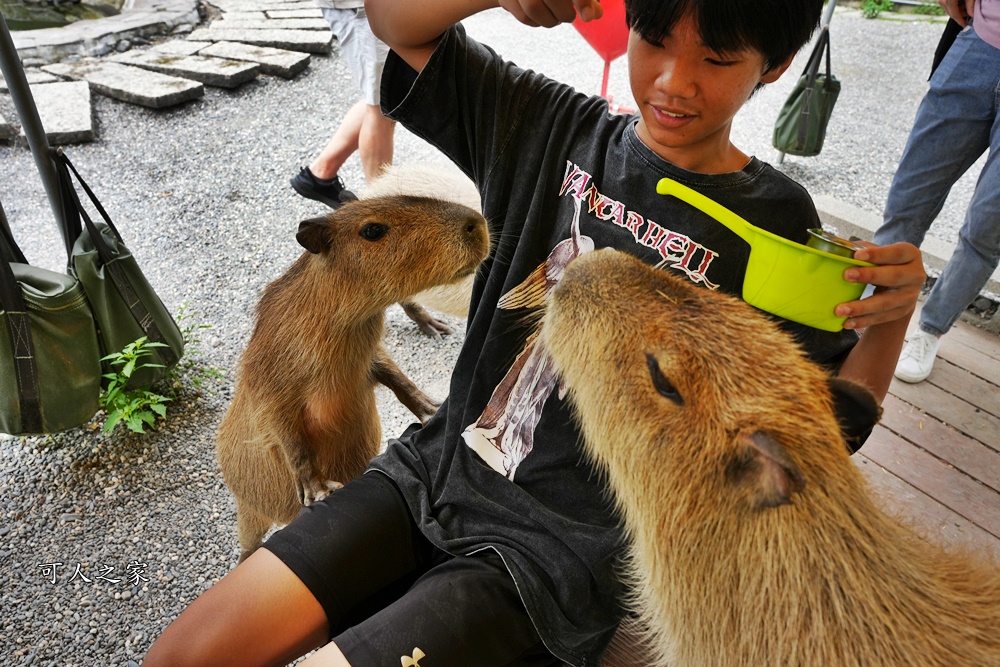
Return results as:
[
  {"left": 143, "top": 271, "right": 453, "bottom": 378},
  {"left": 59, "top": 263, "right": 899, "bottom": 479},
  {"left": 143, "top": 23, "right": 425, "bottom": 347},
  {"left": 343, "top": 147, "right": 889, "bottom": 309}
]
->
[
  {"left": 0, "top": 203, "right": 103, "bottom": 435},
  {"left": 773, "top": 26, "right": 841, "bottom": 157},
  {"left": 56, "top": 150, "right": 185, "bottom": 388}
]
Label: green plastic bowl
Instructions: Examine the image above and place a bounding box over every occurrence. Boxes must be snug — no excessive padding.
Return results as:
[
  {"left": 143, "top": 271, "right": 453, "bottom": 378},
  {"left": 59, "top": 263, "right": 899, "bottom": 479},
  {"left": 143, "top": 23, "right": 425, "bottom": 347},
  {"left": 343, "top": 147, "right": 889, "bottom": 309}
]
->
[{"left": 656, "top": 178, "right": 872, "bottom": 332}]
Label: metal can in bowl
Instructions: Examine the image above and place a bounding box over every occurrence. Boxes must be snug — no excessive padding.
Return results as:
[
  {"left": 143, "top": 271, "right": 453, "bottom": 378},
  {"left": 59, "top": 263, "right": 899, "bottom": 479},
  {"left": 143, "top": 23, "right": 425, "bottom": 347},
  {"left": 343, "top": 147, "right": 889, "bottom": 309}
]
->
[{"left": 806, "top": 228, "right": 867, "bottom": 258}]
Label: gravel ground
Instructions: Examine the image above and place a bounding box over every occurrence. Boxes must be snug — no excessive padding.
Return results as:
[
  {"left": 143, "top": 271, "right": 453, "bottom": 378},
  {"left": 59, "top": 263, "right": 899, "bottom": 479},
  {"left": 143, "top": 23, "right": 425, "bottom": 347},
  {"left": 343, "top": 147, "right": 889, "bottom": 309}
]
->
[{"left": 0, "top": 7, "right": 982, "bottom": 666}]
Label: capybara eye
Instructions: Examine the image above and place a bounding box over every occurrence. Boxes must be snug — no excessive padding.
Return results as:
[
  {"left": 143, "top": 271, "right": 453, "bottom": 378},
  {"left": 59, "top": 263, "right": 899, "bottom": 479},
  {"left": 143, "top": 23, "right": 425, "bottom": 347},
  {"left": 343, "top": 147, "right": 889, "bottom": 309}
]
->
[
  {"left": 646, "top": 353, "right": 683, "bottom": 405},
  {"left": 359, "top": 223, "right": 390, "bottom": 241}
]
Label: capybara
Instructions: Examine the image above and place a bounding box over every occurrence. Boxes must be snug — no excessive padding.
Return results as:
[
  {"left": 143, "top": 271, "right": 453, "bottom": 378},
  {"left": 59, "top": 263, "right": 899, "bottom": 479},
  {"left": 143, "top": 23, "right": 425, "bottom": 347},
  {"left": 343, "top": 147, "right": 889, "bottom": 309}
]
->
[
  {"left": 364, "top": 162, "right": 482, "bottom": 335},
  {"left": 543, "top": 248, "right": 1000, "bottom": 667},
  {"left": 217, "top": 195, "right": 490, "bottom": 561}
]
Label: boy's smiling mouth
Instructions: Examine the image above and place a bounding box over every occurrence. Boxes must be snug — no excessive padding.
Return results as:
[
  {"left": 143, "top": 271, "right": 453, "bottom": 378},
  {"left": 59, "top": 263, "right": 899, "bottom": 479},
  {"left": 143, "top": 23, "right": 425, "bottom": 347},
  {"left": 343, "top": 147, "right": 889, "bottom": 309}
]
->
[{"left": 651, "top": 105, "right": 696, "bottom": 127}]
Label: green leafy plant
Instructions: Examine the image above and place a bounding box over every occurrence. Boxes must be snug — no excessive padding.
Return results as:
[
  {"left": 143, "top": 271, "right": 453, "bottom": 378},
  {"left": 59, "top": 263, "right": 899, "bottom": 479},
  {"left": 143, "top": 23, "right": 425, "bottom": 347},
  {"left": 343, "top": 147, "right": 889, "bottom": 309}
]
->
[
  {"left": 862, "top": 0, "right": 895, "bottom": 19},
  {"left": 99, "top": 337, "right": 172, "bottom": 434},
  {"left": 912, "top": 2, "right": 945, "bottom": 15}
]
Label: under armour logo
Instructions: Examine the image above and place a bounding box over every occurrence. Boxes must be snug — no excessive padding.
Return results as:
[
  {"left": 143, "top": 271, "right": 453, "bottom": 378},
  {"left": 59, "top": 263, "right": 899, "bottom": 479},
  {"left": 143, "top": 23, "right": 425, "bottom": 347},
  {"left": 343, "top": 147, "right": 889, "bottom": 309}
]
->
[{"left": 401, "top": 647, "right": 425, "bottom": 667}]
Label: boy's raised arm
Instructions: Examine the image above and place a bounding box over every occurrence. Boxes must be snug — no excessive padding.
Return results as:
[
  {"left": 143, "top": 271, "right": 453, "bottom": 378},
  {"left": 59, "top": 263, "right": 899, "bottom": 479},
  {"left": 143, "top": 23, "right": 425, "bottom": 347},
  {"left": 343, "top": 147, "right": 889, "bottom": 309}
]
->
[{"left": 366, "top": 0, "right": 603, "bottom": 73}]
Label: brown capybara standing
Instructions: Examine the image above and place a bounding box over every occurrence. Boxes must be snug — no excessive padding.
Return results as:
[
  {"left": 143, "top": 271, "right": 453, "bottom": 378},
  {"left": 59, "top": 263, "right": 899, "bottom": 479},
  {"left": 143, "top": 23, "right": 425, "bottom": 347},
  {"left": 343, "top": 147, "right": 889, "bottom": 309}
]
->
[
  {"left": 217, "top": 195, "right": 490, "bottom": 562},
  {"left": 542, "top": 248, "right": 1000, "bottom": 667}
]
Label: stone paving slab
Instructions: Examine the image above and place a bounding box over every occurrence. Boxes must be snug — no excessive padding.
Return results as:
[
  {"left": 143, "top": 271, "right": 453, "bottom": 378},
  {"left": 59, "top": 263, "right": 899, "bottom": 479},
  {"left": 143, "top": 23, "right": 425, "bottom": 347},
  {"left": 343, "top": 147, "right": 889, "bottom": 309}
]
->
[
  {"left": 109, "top": 50, "right": 260, "bottom": 89},
  {"left": 217, "top": 11, "right": 268, "bottom": 20},
  {"left": 208, "top": 0, "right": 318, "bottom": 12},
  {"left": 198, "top": 40, "right": 310, "bottom": 79},
  {"left": 149, "top": 40, "right": 213, "bottom": 56},
  {"left": 42, "top": 61, "right": 204, "bottom": 109},
  {"left": 265, "top": 8, "right": 323, "bottom": 18},
  {"left": 26, "top": 81, "right": 94, "bottom": 145},
  {"left": 0, "top": 70, "right": 61, "bottom": 93},
  {"left": 186, "top": 27, "right": 333, "bottom": 53},
  {"left": 210, "top": 18, "right": 330, "bottom": 30},
  {"left": 11, "top": 0, "right": 200, "bottom": 63}
]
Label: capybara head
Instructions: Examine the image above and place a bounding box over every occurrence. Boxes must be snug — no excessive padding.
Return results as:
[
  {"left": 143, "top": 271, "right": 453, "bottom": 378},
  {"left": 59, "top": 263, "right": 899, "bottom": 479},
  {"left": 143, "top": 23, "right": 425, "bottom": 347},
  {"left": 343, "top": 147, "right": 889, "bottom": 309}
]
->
[
  {"left": 541, "top": 248, "right": 880, "bottom": 517},
  {"left": 295, "top": 194, "right": 490, "bottom": 300}
]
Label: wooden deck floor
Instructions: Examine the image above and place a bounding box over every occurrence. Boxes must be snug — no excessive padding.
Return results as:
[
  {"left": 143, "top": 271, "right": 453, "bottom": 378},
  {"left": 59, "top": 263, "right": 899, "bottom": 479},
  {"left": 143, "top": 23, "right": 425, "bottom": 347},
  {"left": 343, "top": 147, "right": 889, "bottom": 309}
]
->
[{"left": 855, "top": 309, "right": 1000, "bottom": 560}]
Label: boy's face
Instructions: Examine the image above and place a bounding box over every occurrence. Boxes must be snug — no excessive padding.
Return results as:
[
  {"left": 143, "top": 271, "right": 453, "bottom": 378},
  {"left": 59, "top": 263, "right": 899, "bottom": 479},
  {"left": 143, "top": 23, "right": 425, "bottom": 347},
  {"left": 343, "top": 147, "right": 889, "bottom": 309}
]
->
[{"left": 628, "top": 12, "right": 791, "bottom": 174}]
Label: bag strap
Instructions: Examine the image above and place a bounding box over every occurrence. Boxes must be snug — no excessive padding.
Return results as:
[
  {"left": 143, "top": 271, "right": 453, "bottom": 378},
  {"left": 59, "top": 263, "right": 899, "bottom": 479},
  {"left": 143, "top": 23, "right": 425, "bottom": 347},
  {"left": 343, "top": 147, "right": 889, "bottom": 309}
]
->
[
  {"left": 53, "top": 150, "right": 179, "bottom": 368},
  {"left": 53, "top": 149, "right": 125, "bottom": 263},
  {"left": 0, "top": 201, "right": 42, "bottom": 433},
  {"left": 0, "top": 200, "right": 28, "bottom": 265},
  {"left": 801, "top": 26, "right": 832, "bottom": 86},
  {"left": 794, "top": 27, "right": 834, "bottom": 151}
]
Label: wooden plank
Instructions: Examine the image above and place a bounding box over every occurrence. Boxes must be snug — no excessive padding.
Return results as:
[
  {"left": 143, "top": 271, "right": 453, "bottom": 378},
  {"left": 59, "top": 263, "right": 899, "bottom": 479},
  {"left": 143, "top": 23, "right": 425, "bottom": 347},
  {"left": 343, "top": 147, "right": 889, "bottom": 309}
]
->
[
  {"left": 879, "top": 395, "right": 1000, "bottom": 493},
  {"left": 926, "top": 357, "right": 1000, "bottom": 419},
  {"left": 937, "top": 335, "right": 1000, "bottom": 387},
  {"left": 942, "top": 318, "right": 1000, "bottom": 363},
  {"left": 860, "top": 427, "right": 1000, "bottom": 538},
  {"left": 889, "top": 376, "right": 1000, "bottom": 452},
  {"left": 855, "top": 455, "right": 1000, "bottom": 560}
]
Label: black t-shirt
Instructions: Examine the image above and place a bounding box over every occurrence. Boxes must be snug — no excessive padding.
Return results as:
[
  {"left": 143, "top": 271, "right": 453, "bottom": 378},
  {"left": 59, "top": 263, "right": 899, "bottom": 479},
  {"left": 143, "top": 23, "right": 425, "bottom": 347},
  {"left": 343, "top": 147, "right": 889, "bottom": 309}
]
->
[{"left": 370, "top": 24, "right": 859, "bottom": 666}]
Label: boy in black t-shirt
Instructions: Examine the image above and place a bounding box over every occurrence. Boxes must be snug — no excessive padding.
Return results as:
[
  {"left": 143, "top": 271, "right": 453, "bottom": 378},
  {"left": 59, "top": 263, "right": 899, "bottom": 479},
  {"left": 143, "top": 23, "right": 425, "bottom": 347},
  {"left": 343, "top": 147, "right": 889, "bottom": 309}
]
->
[{"left": 145, "top": 2, "right": 925, "bottom": 666}]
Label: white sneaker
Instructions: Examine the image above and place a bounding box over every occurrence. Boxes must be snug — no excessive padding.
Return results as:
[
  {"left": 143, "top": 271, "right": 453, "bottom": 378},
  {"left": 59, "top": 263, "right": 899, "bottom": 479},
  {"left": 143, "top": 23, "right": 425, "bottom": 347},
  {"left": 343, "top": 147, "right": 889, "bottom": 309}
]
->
[{"left": 894, "top": 330, "right": 941, "bottom": 383}]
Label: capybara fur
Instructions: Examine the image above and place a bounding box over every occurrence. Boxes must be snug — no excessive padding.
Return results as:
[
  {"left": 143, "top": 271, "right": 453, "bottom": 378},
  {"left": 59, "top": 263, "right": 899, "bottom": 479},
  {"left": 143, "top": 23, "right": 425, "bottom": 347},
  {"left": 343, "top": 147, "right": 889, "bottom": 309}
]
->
[
  {"left": 365, "top": 163, "right": 482, "bottom": 331},
  {"left": 217, "top": 195, "right": 490, "bottom": 561},
  {"left": 542, "top": 248, "right": 1000, "bottom": 667}
]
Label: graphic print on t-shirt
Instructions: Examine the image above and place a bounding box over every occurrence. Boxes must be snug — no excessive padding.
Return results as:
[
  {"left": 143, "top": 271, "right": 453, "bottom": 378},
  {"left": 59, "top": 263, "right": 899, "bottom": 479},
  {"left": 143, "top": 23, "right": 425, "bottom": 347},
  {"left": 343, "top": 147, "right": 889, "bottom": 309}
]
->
[
  {"left": 462, "top": 197, "right": 594, "bottom": 479},
  {"left": 463, "top": 161, "right": 723, "bottom": 479},
  {"left": 560, "top": 161, "right": 721, "bottom": 289}
]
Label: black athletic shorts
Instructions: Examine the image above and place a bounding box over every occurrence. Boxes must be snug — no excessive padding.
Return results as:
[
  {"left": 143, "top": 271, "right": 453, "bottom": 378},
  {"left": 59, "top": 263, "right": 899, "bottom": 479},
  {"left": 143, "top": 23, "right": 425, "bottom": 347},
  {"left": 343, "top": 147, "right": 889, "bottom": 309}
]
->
[{"left": 264, "top": 471, "right": 561, "bottom": 667}]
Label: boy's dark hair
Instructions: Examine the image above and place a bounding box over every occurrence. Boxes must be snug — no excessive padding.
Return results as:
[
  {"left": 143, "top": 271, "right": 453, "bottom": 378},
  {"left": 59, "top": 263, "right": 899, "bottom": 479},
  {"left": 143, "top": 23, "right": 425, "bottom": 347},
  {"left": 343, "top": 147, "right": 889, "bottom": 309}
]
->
[{"left": 624, "top": 0, "right": 823, "bottom": 73}]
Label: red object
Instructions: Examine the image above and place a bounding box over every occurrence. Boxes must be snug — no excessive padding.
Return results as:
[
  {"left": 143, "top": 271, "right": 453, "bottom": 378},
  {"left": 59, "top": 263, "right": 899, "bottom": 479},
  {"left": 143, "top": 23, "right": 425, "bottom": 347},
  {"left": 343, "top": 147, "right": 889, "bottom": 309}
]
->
[
  {"left": 572, "top": 0, "right": 628, "bottom": 63},
  {"left": 572, "top": 0, "right": 632, "bottom": 110}
]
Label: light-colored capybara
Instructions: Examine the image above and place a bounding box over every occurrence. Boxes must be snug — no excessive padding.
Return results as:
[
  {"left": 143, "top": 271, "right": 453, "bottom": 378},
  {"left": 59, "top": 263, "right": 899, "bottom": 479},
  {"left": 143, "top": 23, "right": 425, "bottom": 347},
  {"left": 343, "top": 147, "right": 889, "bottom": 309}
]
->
[
  {"left": 543, "top": 248, "right": 1000, "bottom": 667},
  {"left": 217, "top": 195, "right": 490, "bottom": 562},
  {"left": 365, "top": 162, "right": 482, "bottom": 334}
]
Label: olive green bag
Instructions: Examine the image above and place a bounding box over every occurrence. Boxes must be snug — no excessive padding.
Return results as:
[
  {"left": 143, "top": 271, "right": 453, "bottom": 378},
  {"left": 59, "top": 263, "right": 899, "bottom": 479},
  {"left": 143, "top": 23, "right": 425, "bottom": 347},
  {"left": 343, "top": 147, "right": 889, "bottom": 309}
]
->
[
  {"left": 0, "top": 204, "right": 102, "bottom": 435},
  {"left": 773, "top": 26, "right": 841, "bottom": 157}
]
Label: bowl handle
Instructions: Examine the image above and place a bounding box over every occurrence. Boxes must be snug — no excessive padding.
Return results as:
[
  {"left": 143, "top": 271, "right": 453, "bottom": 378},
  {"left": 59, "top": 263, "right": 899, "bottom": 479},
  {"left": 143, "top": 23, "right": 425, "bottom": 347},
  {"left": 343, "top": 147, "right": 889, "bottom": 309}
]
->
[{"left": 655, "top": 178, "right": 755, "bottom": 245}]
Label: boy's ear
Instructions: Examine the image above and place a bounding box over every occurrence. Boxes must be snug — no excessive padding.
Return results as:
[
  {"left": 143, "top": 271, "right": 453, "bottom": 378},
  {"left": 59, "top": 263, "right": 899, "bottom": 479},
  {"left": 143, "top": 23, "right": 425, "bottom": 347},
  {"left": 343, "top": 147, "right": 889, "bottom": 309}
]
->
[{"left": 760, "top": 53, "right": 796, "bottom": 85}]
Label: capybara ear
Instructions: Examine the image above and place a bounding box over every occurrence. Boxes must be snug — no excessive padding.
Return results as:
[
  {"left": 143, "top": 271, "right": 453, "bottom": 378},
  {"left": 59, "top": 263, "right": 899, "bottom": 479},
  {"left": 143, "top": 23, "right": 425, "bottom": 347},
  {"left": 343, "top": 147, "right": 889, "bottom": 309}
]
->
[
  {"left": 296, "top": 216, "right": 332, "bottom": 254},
  {"left": 828, "top": 377, "right": 883, "bottom": 454},
  {"left": 730, "top": 431, "right": 806, "bottom": 509}
]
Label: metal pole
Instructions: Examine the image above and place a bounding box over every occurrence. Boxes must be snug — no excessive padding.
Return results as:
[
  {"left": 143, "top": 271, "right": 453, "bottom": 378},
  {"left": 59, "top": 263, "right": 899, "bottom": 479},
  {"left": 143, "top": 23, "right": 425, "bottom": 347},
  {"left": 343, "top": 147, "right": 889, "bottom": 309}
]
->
[
  {"left": 776, "top": 0, "right": 838, "bottom": 165},
  {"left": 0, "top": 11, "right": 68, "bottom": 236}
]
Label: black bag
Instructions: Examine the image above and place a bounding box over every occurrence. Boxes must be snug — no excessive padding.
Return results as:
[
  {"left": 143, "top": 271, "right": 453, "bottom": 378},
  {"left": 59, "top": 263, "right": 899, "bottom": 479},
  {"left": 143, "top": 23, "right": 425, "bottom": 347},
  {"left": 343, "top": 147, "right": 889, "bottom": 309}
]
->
[{"left": 773, "top": 26, "right": 841, "bottom": 157}]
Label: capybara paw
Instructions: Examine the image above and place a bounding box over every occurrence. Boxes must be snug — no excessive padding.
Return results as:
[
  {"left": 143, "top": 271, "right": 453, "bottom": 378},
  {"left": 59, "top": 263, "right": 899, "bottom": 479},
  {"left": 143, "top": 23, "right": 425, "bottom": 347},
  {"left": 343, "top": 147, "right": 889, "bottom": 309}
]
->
[
  {"left": 417, "top": 315, "right": 453, "bottom": 338},
  {"left": 414, "top": 398, "right": 441, "bottom": 423},
  {"left": 300, "top": 477, "right": 336, "bottom": 506},
  {"left": 310, "top": 480, "right": 344, "bottom": 503}
]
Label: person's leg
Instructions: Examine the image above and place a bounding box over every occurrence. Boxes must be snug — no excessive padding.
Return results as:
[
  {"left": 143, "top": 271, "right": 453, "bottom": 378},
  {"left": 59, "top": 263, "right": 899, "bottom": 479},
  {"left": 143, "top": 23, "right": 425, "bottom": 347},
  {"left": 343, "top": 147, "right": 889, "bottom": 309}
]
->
[
  {"left": 142, "top": 548, "right": 329, "bottom": 667},
  {"left": 304, "top": 553, "right": 561, "bottom": 667},
  {"left": 880, "top": 28, "right": 999, "bottom": 383},
  {"left": 358, "top": 104, "right": 396, "bottom": 182},
  {"left": 309, "top": 99, "right": 366, "bottom": 181},
  {"left": 918, "top": 134, "right": 1000, "bottom": 337},
  {"left": 350, "top": 9, "right": 395, "bottom": 183},
  {"left": 874, "top": 28, "right": 993, "bottom": 249},
  {"left": 144, "top": 473, "right": 437, "bottom": 667}
]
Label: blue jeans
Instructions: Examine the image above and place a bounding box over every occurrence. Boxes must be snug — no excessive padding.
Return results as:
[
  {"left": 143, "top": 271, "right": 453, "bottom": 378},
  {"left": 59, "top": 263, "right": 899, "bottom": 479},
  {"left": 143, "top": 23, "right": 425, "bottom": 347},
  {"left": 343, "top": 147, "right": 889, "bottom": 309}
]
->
[{"left": 873, "top": 25, "right": 1000, "bottom": 337}]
